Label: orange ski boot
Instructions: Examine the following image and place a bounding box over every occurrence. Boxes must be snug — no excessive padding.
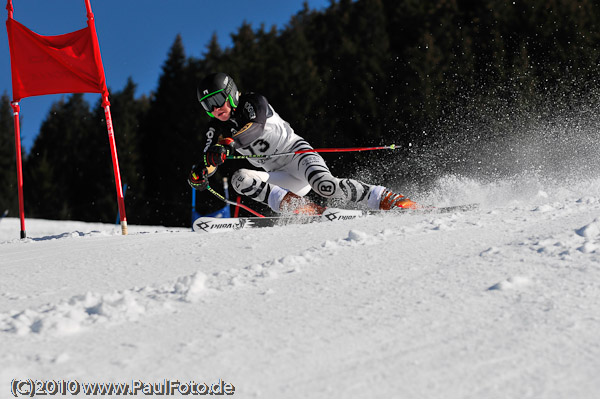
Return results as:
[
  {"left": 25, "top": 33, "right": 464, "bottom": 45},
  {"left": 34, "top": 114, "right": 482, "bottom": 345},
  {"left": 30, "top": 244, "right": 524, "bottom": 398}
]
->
[
  {"left": 379, "top": 190, "right": 420, "bottom": 210},
  {"left": 279, "top": 192, "right": 326, "bottom": 215}
]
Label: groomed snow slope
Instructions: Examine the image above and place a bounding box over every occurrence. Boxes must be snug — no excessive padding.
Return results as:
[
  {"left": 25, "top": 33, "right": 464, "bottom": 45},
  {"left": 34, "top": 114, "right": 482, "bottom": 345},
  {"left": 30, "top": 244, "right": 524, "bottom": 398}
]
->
[{"left": 1, "top": 174, "right": 600, "bottom": 398}]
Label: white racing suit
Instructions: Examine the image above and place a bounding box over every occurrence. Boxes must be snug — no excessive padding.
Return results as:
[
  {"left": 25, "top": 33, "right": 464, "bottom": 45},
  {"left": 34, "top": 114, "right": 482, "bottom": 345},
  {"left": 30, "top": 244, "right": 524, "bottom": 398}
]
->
[{"left": 202, "top": 92, "right": 385, "bottom": 212}]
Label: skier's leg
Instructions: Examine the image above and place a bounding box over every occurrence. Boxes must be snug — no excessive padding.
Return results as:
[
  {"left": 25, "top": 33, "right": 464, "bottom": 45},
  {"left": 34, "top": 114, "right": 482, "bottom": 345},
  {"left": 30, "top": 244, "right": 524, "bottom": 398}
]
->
[
  {"left": 230, "top": 169, "right": 324, "bottom": 214},
  {"left": 230, "top": 169, "right": 285, "bottom": 212},
  {"left": 282, "top": 150, "right": 382, "bottom": 208},
  {"left": 288, "top": 149, "right": 418, "bottom": 209}
]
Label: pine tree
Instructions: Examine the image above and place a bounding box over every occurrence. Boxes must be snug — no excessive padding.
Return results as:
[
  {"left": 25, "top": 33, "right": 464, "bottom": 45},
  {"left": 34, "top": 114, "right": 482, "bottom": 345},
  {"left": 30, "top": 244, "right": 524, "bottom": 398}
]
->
[
  {"left": 24, "top": 94, "right": 95, "bottom": 220},
  {"left": 275, "top": 5, "right": 324, "bottom": 142},
  {"left": 94, "top": 79, "right": 150, "bottom": 224},
  {"left": 140, "top": 35, "right": 197, "bottom": 226}
]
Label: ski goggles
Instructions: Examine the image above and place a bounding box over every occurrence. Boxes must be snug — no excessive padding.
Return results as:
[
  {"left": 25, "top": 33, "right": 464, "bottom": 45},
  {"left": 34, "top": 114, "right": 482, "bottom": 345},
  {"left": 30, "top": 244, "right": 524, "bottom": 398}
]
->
[{"left": 199, "top": 90, "right": 228, "bottom": 113}]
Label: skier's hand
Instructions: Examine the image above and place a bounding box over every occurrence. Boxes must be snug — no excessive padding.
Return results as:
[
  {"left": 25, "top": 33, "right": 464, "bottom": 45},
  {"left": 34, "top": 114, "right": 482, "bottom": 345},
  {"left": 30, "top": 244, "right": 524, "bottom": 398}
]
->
[
  {"left": 188, "top": 165, "right": 209, "bottom": 191},
  {"left": 204, "top": 145, "right": 229, "bottom": 166},
  {"left": 204, "top": 138, "right": 235, "bottom": 167}
]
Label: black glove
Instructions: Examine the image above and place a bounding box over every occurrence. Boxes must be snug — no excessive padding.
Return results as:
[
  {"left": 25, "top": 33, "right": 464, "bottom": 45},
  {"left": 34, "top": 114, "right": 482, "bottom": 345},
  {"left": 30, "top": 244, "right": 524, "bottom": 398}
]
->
[
  {"left": 204, "top": 139, "right": 235, "bottom": 167},
  {"left": 188, "top": 165, "right": 209, "bottom": 191},
  {"left": 205, "top": 144, "right": 231, "bottom": 166}
]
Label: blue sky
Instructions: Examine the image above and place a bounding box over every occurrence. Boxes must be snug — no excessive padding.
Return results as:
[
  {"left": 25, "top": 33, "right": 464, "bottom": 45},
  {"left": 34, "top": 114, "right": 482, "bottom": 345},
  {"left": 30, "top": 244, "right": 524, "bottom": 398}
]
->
[{"left": 1, "top": 0, "right": 331, "bottom": 153}]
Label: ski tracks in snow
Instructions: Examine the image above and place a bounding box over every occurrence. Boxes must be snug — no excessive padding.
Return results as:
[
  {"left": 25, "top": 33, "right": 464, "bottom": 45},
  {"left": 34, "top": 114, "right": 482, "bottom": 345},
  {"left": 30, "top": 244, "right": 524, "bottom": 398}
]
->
[
  {"left": 2, "top": 197, "right": 600, "bottom": 339},
  {"left": 0, "top": 210, "right": 476, "bottom": 337}
]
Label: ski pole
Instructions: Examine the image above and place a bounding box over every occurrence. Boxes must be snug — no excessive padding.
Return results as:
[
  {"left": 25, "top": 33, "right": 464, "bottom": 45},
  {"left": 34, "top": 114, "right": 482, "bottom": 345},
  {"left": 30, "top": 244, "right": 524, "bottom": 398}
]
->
[
  {"left": 200, "top": 152, "right": 266, "bottom": 217},
  {"left": 226, "top": 144, "right": 396, "bottom": 160},
  {"left": 206, "top": 184, "right": 265, "bottom": 218}
]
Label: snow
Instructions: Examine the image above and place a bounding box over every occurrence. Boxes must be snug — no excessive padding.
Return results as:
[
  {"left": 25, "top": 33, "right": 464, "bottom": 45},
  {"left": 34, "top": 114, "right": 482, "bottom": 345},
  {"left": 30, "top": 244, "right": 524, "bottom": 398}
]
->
[{"left": 1, "top": 174, "right": 600, "bottom": 398}]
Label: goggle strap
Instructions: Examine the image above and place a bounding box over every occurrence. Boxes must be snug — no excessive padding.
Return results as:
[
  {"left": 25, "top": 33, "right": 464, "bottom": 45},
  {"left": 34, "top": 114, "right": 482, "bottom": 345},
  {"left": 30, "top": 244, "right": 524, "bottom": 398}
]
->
[{"left": 199, "top": 89, "right": 224, "bottom": 102}]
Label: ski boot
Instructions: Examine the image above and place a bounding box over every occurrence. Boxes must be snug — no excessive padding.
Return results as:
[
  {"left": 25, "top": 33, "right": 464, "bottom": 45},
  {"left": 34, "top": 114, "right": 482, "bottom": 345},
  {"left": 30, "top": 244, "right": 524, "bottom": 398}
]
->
[
  {"left": 280, "top": 192, "right": 326, "bottom": 215},
  {"left": 379, "top": 190, "right": 420, "bottom": 210}
]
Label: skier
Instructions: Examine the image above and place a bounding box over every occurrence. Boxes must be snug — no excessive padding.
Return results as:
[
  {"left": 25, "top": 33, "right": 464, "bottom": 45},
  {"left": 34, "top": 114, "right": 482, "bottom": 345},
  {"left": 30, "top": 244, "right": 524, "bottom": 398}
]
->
[{"left": 188, "top": 72, "right": 419, "bottom": 215}]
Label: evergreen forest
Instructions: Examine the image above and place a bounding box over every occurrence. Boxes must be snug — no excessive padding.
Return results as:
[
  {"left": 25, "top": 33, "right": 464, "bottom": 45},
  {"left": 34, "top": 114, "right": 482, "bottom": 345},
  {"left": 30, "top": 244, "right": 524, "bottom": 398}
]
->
[{"left": 1, "top": 0, "right": 600, "bottom": 226}]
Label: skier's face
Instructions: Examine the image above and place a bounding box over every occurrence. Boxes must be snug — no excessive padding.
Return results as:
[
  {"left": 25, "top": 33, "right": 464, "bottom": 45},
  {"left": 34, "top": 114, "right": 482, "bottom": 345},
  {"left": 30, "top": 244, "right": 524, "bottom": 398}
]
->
[{"left": 212, "top": 101, "right": 232, "bottom": 122}]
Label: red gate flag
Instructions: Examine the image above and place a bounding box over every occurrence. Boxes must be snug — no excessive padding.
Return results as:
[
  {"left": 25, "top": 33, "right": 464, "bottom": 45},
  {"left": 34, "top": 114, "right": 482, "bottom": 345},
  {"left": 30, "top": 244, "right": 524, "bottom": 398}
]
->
[
  {"left": 6, "top": 18, "right": 107, "bottom": 101},
  {"left": 6, "top": 0, "right": 127, "bottom": 238}
]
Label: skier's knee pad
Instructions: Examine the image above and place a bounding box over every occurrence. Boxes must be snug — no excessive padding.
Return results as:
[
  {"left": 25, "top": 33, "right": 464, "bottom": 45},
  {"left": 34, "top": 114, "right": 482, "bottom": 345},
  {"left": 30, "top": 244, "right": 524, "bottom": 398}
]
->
[
  {"left": 312, "top": 176, "right": 372, "bottom": 203},
  {"left": 231, "top": 169, "right": 270, "bottom": 195},
  {"left": 310, "top": 174, "right": 340, "bottom": 198},
  {"left": 300, "top": 156, "right": 339, "bottom": 198}
]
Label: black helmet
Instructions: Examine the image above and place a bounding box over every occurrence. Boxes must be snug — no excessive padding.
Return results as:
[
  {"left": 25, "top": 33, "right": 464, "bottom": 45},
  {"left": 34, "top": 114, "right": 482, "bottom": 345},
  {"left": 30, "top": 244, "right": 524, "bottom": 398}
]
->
[{"left": 197, "top": 72, "right": 240, "bottom": 116}]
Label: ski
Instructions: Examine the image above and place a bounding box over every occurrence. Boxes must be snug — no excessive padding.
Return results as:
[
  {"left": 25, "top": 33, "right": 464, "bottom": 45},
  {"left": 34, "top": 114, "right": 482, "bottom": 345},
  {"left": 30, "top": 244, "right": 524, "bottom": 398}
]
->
[
  {"left": 192, "top": 204, "right": 479, "bottom": 233},
  {"left": 193, "top": 208, "right": 364, "bottom": 233},
  {"left": 379, "top": 203, "right": 480, "bottom": 214}
]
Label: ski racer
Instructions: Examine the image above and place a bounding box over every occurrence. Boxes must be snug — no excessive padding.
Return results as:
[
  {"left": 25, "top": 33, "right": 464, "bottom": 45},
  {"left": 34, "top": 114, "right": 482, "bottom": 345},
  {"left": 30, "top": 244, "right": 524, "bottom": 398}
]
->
[{"left": 188, "top": 72, "right": 419, "bottom": 215}]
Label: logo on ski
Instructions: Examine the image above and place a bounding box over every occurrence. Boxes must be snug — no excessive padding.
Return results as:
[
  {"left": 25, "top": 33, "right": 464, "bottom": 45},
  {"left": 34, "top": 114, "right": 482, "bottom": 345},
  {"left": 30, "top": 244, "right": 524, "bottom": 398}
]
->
[
  {"left": 194, "top": 219, "right": 243, "bottom": 232},
  {"left": 194, "top": 220, "right": 216, "bottom": 232},
  {"left": 322, "top": 209, "right": 361, "bottom": 222}
]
